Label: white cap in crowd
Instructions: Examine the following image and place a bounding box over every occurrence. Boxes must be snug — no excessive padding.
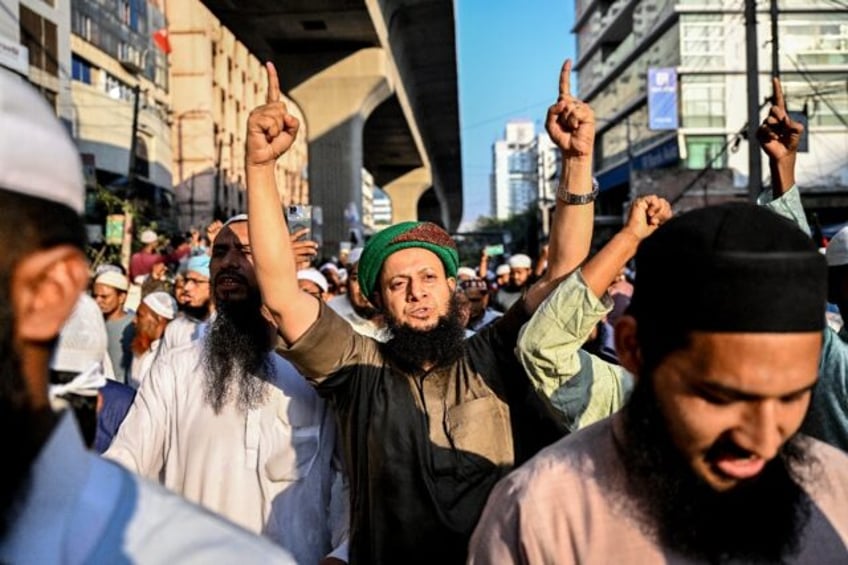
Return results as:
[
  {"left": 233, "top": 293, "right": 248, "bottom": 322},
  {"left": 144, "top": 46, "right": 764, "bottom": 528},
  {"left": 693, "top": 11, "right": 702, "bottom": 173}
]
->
[
  {"left": 0, "top": 69, "right": 84, "bottom": 212},
  {"left": 142, "top": 291, "right": 178, "bottom": 320},
  {"left": 348, "top": 247, "right": 364, "bottom": 266},
  {"left": 457, "top": 267, "right": 477, "bottom": 279},
  {"left": 508, "top": 254, "right": 532, "bottom": 269},
  {"left": 139, "top": 229, "right": 158, "bottom": 244},
  {"left": 495, "top": 264, "right": 511, "bottom": 276},
  {"left": 50, "top": 294, "right": 109, "bottom": 374},
  {"left": 826, "top": 226, "right": 848, "bottom": 267},
  {"left": 297, "top": 268, "right": 329, "bottom": 293},
  {"left": 95, "top": 271, "right": 130, "bottom": 292}
]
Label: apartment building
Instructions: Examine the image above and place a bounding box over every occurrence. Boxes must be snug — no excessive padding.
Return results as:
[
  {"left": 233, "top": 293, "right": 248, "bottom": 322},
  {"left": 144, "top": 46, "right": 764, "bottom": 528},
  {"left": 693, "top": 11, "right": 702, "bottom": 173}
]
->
[{"left": 575, "top": 0, "right": 848, "bottom": 223}]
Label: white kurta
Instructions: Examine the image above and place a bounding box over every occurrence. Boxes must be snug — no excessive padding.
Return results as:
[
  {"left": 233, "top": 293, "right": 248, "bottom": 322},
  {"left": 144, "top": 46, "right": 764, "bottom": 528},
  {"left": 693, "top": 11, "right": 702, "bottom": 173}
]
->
[
  {"left": 128, "top": 338, "right": 162, "bottom": 389},
  {"left": 0, "top": 412, "right": 294, "bottom": 564},
  {"left": 106, "top": 340, "right": 348, "bottom": 563}
]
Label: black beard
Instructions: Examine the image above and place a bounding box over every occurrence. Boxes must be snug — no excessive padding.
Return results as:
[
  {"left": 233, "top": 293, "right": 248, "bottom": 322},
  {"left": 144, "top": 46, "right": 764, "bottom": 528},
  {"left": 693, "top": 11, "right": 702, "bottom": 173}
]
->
[
  {"left": 179, "top": 302, "right": 210, "bottom": 321},
  {"left": 351, "top": 299, "right": 378, "bottom": 320},
  {"left": 615, "top": 378, "right": 815, "bottom": 563},
  {"left": 202, "top": 298, "right": 273, "bottom": 414},
  {"left": 379, "top": 294, "right": 467, "bottom": 375},
  {"left": 0, "top": 275, "right": 39, "bottom": 538}
]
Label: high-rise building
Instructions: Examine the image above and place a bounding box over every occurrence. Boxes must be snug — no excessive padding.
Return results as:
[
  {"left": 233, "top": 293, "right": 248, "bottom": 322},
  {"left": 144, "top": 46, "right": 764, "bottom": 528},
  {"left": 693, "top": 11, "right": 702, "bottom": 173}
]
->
[
  {"left": 574, "top": 0, "right": 848, "bottom": 224},
  {"left": 490, "top": 120, "right": 560, "bottom": 220}
]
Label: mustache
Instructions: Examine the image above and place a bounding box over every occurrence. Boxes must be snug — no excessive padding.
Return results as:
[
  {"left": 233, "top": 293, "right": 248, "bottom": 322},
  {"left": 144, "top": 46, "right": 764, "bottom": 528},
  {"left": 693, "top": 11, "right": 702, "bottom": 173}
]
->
[{"left": 214, "top": 269, "right": 248, "bottom": 286}]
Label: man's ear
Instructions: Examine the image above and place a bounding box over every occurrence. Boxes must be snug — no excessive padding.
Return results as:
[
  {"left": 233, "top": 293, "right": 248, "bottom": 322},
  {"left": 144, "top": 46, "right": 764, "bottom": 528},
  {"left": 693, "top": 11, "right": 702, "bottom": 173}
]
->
[
  {"left": 12, "top": 246, "right": 90, "bottom": 342},
  {"left": 614, "top": 315, "right": 643, "bottom": 380},
  {"left": 447, "top": 277, "right": 457, "bottom": 292}
]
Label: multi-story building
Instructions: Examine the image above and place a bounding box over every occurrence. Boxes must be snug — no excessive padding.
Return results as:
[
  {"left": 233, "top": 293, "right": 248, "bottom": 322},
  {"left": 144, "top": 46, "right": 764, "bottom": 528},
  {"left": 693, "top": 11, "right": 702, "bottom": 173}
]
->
[
  {"left": 167, "top": 0, "right": 309, "bottom": 229},
  {"left": 575, "top": 0, "right": 848, "bottom": 224},
  {"left": 372, "top": 187, "right": 393, "bottom": 229},
  {"left": 1, "top": 0, "right": 73, "bottom": 125},
  {"left": 70, "top": 0, "right": 175, "bottom": 229},
  {"left": 491, "top": 120, "right": 561, "bottom": 221}
]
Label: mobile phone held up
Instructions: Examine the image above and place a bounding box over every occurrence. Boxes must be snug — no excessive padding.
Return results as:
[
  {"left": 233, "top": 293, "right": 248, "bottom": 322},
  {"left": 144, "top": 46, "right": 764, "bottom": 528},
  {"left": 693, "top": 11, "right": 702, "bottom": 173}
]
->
[{"left": 286, "top": 205, "right": 312, "bottom": 240}]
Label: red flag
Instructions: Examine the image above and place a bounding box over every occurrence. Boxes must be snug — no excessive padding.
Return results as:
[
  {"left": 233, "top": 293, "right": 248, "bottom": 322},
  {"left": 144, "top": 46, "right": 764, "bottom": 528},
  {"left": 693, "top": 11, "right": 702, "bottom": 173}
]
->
[{"left": 152, "top": 28, "right": 172, "bottom": 54}]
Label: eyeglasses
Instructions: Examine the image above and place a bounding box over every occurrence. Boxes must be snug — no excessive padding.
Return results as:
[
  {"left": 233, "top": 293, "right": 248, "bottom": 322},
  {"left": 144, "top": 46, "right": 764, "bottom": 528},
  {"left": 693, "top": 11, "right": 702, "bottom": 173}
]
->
[{"left": 184, "top": 277, "right": 210, "bottom": 286}]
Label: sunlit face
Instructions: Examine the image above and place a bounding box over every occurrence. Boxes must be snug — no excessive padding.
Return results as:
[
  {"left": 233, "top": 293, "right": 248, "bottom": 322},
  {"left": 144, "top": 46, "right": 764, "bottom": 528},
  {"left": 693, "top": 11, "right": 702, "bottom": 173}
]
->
[
  {"left": 210, "top": 222, "right": 258, "bottom": 305},
  {"left": 182, "top": 269, "right": 211, "bottom": 308},
  {"left": 650, "top": 331, "right": 821, "bottom": 492},
  {"left": 133, "top": 302, "right": 167, "bottom": 341},
  {"left": 92, "top": 283, "right": 126, "bottom": 318},
  {"left": 509, "top": 266, "right": 531, "bottom": 287},
  {"left": 377, "top": 248, "right": 455, "bottom": 331}
]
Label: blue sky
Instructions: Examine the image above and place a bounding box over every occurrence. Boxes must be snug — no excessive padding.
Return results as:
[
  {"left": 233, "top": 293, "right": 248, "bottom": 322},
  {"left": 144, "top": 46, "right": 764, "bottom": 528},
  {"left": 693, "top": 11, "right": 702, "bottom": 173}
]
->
[{"left": 456, "top": 1, "right": 575, "bottom": 227}]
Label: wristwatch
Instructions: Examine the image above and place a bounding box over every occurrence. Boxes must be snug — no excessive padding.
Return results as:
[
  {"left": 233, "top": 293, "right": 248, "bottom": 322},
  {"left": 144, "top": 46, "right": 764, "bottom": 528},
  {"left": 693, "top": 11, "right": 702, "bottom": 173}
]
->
[{"left": 557, "top": 177, "right": 599, "bottom": 205}]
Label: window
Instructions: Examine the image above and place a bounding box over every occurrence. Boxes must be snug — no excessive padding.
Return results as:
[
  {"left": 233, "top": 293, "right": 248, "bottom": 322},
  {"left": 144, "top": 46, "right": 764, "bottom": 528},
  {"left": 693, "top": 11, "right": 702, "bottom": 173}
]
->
[
  {"left": 685, "top": 135, "right": 727, "bottom": 169},
  {"left": 681, "top": 75, "right": 725, "bottom": 128},
  {"left": 680, "top": 14, "right": 725, "bottom": 69},
  {"left": 19, "top": 5, "right": 58, "bottom": 77},
  {"left": 72, "top": 55, "right": 93, "bottom": 84}
]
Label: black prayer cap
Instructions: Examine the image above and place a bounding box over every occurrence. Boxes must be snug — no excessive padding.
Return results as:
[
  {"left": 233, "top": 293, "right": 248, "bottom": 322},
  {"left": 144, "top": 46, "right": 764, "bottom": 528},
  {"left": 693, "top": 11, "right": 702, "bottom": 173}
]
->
[{"left": 629, "top": 202, "right": 826, "bottom": 333}]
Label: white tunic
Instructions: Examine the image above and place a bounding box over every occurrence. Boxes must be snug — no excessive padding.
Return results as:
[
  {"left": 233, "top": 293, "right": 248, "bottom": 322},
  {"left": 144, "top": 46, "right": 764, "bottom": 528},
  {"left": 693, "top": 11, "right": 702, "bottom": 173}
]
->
[
  {"left": 0, "top": 412, "right": 294, "bottom": 564},
  {"left": 106, "top": 341, "right": 348, "bottom": 563}
]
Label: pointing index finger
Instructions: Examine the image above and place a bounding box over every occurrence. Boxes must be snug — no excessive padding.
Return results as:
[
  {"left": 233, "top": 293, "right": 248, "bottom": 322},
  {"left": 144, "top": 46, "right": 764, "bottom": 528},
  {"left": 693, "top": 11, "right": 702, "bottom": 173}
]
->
[
  {"left": 773, "top": 77, "right": 785, "bottom": 111},
  {"left": 558, "top": 59, "right": 572, "bottom": 100},
  {"left": 265, "top": 61, "right": 281, "bottom": 104}
]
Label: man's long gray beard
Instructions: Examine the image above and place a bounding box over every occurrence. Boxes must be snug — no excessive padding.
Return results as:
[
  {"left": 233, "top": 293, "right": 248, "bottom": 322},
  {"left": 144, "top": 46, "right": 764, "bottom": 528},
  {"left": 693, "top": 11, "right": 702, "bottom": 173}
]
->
[{"left": 202, "top": 305, "right": 273, "bottom": 414}]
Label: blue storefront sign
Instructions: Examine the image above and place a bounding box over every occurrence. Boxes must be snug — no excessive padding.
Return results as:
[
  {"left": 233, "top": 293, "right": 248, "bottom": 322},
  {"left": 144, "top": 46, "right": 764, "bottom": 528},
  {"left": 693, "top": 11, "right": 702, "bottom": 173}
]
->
[{"left": 648, "top": 67, "right": 679, "bottom": 131}]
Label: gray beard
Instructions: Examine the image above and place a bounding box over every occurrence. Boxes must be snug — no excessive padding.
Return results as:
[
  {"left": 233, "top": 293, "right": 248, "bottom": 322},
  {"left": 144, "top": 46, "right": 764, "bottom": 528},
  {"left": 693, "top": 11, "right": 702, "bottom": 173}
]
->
[{"left": 202, "top": 305, "right": 272, "bottom": 414}]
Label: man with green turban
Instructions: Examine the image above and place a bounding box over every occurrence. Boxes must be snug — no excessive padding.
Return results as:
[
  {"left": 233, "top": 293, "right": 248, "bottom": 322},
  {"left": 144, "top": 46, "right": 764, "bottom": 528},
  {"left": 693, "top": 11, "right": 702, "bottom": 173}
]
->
[{"left": 242, "top": 60, "right": 653, "bottom": 564}]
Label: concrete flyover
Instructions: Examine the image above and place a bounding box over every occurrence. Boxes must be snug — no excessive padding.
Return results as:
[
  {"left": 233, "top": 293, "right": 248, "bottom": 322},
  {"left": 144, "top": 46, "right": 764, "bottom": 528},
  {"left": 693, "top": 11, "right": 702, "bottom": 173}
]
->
[{"left": 200, "top": 0, "right": 462, "bottom": 256}]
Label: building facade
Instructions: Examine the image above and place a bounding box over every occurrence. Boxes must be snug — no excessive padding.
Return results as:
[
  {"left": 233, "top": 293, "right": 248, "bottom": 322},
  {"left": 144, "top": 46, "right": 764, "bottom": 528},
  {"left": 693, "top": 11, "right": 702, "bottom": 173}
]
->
[
  {"left": 491, "top": 120, "right": 560, "bottom": 221},
  {"left": 167, "top": 0, "right": 308, "bottom": 230},
  {"left": 575, "top": 0, "right": 848, "bottom": 224},
  {"left": 1, "top": 0, "right": 73, "bottom": 124},
  {"left": 70, "top": 0, "right": 174, "bottom": 231}
]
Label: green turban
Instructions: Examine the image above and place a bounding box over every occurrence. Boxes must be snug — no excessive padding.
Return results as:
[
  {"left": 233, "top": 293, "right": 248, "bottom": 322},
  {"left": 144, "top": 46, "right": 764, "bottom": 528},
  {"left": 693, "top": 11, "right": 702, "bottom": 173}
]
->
[{"left": 358, "top": 221, "right": 459, "bottom": 300}]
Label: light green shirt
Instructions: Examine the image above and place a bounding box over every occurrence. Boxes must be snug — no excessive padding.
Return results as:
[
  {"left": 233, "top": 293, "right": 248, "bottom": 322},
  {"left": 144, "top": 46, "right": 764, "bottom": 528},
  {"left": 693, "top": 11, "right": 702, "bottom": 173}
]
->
[{"left": 517, "top": 188, "right": 805, "bottom": 433}]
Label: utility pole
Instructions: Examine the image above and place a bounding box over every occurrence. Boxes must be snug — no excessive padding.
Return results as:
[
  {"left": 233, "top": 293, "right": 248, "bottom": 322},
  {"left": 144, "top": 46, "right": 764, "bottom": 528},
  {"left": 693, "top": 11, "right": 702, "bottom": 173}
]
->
[
  {"left": 770, "top": 0, "right": 780, "bottom": 79},
  {"left": 127, "top": 83, "right": 141, "bottom": 196},
  {"left": 745, "top": 0, "right": 762, "bottom": 201}
]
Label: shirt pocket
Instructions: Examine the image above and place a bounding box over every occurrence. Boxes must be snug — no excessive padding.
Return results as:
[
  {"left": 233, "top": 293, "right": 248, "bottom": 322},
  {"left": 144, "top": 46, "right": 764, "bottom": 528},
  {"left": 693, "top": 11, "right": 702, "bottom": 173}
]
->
[
  {"left": 264, "top": 423, "right": 321, "bottom": 482},
  {"left": 439, "top": 395, "right": 512, "bottom": 476}
]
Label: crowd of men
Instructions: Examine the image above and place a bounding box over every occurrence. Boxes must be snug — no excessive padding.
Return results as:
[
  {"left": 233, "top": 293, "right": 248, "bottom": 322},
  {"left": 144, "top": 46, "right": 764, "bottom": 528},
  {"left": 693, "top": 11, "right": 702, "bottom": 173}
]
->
[{"left": 1, "top": 57, "right": 847, "bottom": 565}]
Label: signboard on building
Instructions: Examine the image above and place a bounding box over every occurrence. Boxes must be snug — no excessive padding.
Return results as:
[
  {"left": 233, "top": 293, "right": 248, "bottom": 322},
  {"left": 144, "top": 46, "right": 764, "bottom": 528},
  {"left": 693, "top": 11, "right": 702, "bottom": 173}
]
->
[
  {"left": 105, "top": 215, "right": 125, "bottom": 246},
  {"left": 0, "top": 34, "right": 29, "bottom": 76},
  {"left": 648, "top": 68, "right": 679, "bottom": 131}
]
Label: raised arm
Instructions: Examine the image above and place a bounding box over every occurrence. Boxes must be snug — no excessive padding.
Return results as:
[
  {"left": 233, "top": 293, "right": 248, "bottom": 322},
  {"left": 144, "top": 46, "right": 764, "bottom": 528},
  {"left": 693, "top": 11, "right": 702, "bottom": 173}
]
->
[
  {"left": 757, "top": 77, "right": 804, "bottom": 199},
  {"left": 525, "top": 59, "right": 596, "bottom": 312},
  {"left": 245, "top": 62, "right": 319, "bottom": 345}
]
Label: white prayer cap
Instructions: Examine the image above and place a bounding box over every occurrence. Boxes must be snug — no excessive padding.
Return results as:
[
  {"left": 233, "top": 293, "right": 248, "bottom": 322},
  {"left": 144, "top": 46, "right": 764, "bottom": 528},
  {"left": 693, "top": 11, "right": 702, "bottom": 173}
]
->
[
  {"left": 297, "top": 268, "right": 328, "bottom": 293},
  {"left": 495, "top": 264, "right": 511, "bottom": 276},
  {"left": 94, "top": 271, "right": 129, "bottom": 291},
  {"left": 0, "top": 69, "right": 84, "bottom": 213},
  {"left": 826, "top": 226, "right": 848, "bottom": 267},
  {"left": 223, "top": 213, "right": 248, "bottom": 227},
  {"left": 139, "top": 229, "right": 158, "bottom": 244},
  {"left": 320, "top": 262, "right": 339, "bottom": 275},
  {"left": 142, "top": 291, "right": 177, "bottom": 320},
  {"left": 348, "top": 247, "right": 364, "bottom": 265},
  {"left": 508, "top": 254, "right": 532, "bottom": 269},
  {"left": 457, "top": 267, "right": 477, "bottom": 279},
  {"left": 50, "top": 294, "right": 109, "bottom": 373}
]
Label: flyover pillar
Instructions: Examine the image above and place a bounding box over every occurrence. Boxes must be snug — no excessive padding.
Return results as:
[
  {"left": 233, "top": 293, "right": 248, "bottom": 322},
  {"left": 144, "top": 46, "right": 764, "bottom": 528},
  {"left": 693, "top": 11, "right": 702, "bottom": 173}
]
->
[
  {"left": 290, "top": 48, "right": 392, "bottom": 258},
  {"left": 383, "top": 166, "right": 431, "bottom": 224}
]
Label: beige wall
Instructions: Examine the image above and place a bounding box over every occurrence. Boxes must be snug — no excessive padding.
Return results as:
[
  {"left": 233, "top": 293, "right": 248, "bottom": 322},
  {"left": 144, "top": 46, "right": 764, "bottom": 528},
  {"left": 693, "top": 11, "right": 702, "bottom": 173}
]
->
[{"left": 168, "top": 0, "right": 309, "bottom": 222}]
